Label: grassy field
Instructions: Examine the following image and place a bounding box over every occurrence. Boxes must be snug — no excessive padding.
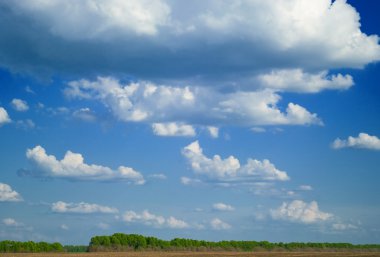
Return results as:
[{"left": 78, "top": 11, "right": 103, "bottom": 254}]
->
[{"left": 2, "top": 252, "right": 380, "bottom": 257}]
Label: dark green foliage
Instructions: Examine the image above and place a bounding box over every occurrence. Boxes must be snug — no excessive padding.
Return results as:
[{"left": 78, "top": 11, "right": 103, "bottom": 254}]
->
[
  {"left": 63, "top": 245, "right": 88, "bottom": 252},
  {"left": 88, "top": 233, "right": 380, "bottom": 252},
  {"left": 0, "top": 240, "right": 64, "bottom": 253}
]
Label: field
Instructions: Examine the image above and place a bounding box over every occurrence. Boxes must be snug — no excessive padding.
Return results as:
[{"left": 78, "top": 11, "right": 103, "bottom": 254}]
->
[{"left": 2, "top": 252, "right": 380, "bottom": 257}]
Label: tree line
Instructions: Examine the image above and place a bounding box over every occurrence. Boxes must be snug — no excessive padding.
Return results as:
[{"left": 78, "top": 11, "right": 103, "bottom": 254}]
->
[
  {"left": 89, "top": 233, "right": 380, "bottom": 252},
  {"left": 2, "top": 233, "right": 380, "bottom": 253}
]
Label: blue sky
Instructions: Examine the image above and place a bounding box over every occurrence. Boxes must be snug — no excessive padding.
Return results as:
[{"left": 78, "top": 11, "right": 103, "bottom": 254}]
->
[{"left": 0, "top": 0, "right": 380, "bottom": 245}]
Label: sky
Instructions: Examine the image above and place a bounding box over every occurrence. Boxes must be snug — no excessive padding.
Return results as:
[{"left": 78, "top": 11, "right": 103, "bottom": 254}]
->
[{"left": 0, "top": 0, "right": 380, "bottom": 245}]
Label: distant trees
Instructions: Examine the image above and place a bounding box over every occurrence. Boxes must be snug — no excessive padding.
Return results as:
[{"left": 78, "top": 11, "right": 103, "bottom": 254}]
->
[
  {"left": 88, "top": 233, "right": 380, "bottom": 252},
  {"left": 0, "top": 240, "right": 64, "bottom": 253}
]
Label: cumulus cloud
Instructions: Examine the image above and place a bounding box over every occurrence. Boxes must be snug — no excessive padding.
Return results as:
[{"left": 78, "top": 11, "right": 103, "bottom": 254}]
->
[
  {"left": 123, "top": 210, "right": 189, "bottom": 229},
  {"left": 0, "top": 107, "right": 11, "bottom": 126},
  {"left": 60, "top": 224, "right": 69, "bottom": 230},
  {"left": 11, "top": 99, "right": 29, "bottom": 112},
  {"left": 65, "top": 77, "right": 322, "bottom": 128},
  {"left": 2, "top": 218, "right": 22, "bottom": 227},
  {"left": 152, "top": 122, "right": 196, "bottom": 137},
  {"left": 182, "top": 141, "right": 289, "bottom": 186},
  {"left": 258, "top": 69, "right": 354, "bottom": 93},
  {"left": 0, "top": 183, "right": 22, "bottom": 202},
  {"left": 210, "top": 218, "right": 231, "bottom": 230},
  {"left": 212, "top": 203, "right": 235, "bottom": 212},
  {"left": 270, "top": 200, "right": 332, "bottom": 224},
  {"left": 25, "top": 145, "right": 145, "bottom": 184},
  {"left": 51, "top": 201, "right": 118, "bottom": 214},
  {"left": 0, "top": 0, "right": 378, "bottom": 82},
  {"left": 332, "top": 133, "right": 380, "bottom": 150}
]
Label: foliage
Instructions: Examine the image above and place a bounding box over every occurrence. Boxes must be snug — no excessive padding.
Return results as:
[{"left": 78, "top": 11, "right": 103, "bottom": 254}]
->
[
  {"left": 88, "top": 233, "right": 380, "bottom": 252},
  {"left": 0, "top": 240, "right": 64, "bottom": 253}
]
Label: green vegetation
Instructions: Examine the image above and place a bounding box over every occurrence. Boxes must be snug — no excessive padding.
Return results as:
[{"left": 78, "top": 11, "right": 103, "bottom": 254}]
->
[
  {"left": 2, "top": 234, "right": 380, "bottom": 253},
  {"left": 0, "top": 240, "right": 64, "bottom": 253},
  {"left": 89, "top": 233, "right": 380, "bottom": 252}
]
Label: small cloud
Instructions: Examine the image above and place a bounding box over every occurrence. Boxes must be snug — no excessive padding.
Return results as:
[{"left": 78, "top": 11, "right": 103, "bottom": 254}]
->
[
  {"left": 3, "top": 218, "right": 22, "bottom": 227},
  {"left": 25, "top": 86, "right": 35, "bottom": 94},
  {"left": 212, "top": 203, "right": 235, "bottom": 212},
  {"left": 16, "top": 119, "right": 36, "bottom": 130},
  {"left": 332, "top": 133, "right": 380, "bottom": 150},
  {"left": 97, "top": 223, "right": 110, "bottom": 230},
  {"left": 207, "top": 126, "right": 219, "bottom": 138},
  {"left": 152, "top": 122, "right": 196, "bottom": 137},
  {"left": 148, "top": 174, "right": 167, "bottom": 180},
  {"left": 210, "top": 218, "right": 231, "bottom": 230},
  {"left": 299, "top": 185, "right": 313, "bottom": 191},
  {"left": 11, "top": 99, "right": 29, "bottom": 112},
  {"left": 72, "top": 108, "right": 97, "bottom": 122},
  {"left": 180, "top": 177, "right": 203, "bottom": 186},
  {"left": 270, "top": 200, "right": 332, "bottom": 224},
  {"left": 123, "top": 210, "right": 189, "bottom": 229},
  {"left": 0, "top": 107, "right": 12, "bottom": 126},
  {"left": 0, "top": 183, "right": 23, "bottom": 202},
  {"left": 60, "top": 224, "right": 69, "bottom": 230},
  {"left": 332, "top": 223, "right": 358, "bottom": 231},
  {"left": 25, "top": 145, "right": 145, "bottom": 184},
  {"left": 251, "top": 127, "right": 266, "bottom": 133},
  {"left": 51, "top": 201, "right": 118, "bottom": 214}
]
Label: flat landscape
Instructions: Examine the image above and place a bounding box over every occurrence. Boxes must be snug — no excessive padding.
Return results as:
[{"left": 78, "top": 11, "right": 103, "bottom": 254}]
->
[{"left": 2, "top": 252, "right": 380, "bottom": 257}]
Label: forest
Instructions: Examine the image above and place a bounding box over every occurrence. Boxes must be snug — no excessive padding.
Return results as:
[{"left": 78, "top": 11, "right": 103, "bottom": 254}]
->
[{"left": 1, "top": 233, "right": 380, "bottom": 253}]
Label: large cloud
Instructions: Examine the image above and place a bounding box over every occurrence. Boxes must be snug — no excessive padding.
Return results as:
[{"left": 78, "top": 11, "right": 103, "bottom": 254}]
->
[
  {"left": 332, "top": 133, "right": 380, "bottom": 150},
  {"left": 182, "top": 141, "right": 289, "bottom": 186},
  {"left": 25, "top": 145, "right": 145, "bottom": 184},
  {"left": 0, "top": 183, "right": 22, "bottom": 202},
  {"left": 65, "top": 77, "right": 322, "bottom": 127},
  {"left": 0, "top": 0, "right": 378, "bottom": 84},
  {"left": 270, "top": 200, "right": 332, "bottom": 224}
]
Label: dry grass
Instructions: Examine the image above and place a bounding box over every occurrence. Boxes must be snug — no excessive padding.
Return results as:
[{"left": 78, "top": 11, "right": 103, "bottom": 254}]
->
[{"left": 2, "top": 252, "right": 380, "bottom": 257}]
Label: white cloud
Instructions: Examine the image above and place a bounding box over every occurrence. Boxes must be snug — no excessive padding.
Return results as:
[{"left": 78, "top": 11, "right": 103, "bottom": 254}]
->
[
  {"left": 51, "top": 201, "right": 118, "bottom": 214},
  {"left": 72, "top": 108, "right": 96, "bottom": 122},
  {"left": 3, "top": 218, "right": 22, "bottom": 227},
  {"left": 332, "top": 223, "right": 358, "bottom": 231},
  {"left": 0, "top": 183, "right": 22, "bottom": 202},
  {"left": 332, "top": 133, "right": 380, "bottom": 150},
  {"left": 16, "top": 119, "right": 36, "bottom": 130},
  {"left": 0, "top": 107, "right": 11, "bottom": 126},
  {"left": 210, "top": 218, "right": 231, "bottom": 230},
  {"left": 2, "top": 0, "right": 379, "bottom": 82},
  {"left": 251, "top": 127, "right": 266, "bottom": 133},
  {"left": 11, "top": 99, "right": 29, "bottom": 112},
  {"left": 180, "top": 177, "right": 203, "bottom": 186},
  {"left": 182, "top": 141, "right": 289, "bottom": 186},
  {"left": 299, "top": 185, "right": 313, "bottom": 191},
  {"left": 26, "top": 145, "right": 145, "bottom": 184},
  {"left": 60, "top": 224, "right": 69, "bottom": 230},
  {"left": 212, "top": 203, "right": 235, "bottom": 212},
  {"left": 123, "top": 210, "right": 189, "bottom": 229},
  {"left": 152, "top": 122, "right": 196, "bottom": 137},
  {"left": 270, "top": 200, "right": 332, "bottom": 224},
  {"left": 207, "top": 126, "right": 219, "bottom": 138},
  {"left": 258, "top": 69, "right": 354, "bottom": 93},
  {"left": 9, "top": 0, "right": 171, "bottom": 39},
  {"left": 65, "top": 77, "right": 322, "bottom": 127}
]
